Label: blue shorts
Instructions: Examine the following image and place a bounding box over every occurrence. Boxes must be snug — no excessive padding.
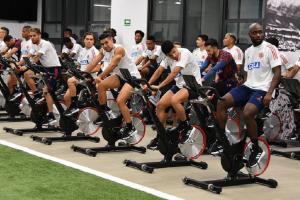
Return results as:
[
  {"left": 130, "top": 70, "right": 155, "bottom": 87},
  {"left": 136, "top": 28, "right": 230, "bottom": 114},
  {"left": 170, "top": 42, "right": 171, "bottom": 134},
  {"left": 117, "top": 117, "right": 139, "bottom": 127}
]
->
[
  {"left": 229, "top": 85, "right": 267, "bottom": 111},
  {"left": 169, "top": 85, "right": 180, "bottom": 94}
]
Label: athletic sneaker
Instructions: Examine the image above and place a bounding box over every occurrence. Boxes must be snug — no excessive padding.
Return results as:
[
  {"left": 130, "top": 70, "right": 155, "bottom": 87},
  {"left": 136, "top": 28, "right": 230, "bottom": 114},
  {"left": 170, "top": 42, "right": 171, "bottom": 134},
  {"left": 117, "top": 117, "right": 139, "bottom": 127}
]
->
[
  {"left": 64, "top": 107, "right": 79, "bottom": 116},
  {"left": 247, "top": 144, "right": 265, "bottom": 168},
  {"left": 119, "top": 125, "right": 136, "bottom": 140},
  {"left": 209, "top": 141, "right": 224, "bottom": 156},
  {"left": 180, "top": 126, "right": 193, "bottom": 144},
  {"left": 44, "top": 113, "right": 57, "bottom": 125},
  {"left": 147, "top": 137, "right": 158, "bottom": 150},
  {"left": 9, "top": 92, "right": 22, "bottom": 101}
]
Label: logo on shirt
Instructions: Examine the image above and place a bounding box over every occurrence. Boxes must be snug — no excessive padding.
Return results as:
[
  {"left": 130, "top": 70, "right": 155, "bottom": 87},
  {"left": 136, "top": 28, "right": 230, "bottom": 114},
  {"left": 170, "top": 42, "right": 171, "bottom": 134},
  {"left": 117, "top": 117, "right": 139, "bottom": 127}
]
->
[
  {"left": 258, "top": 52, "right": 264, "bottom": 59},
  {"left": 247, "top": 61, "right": 261, "bottom": 70}
]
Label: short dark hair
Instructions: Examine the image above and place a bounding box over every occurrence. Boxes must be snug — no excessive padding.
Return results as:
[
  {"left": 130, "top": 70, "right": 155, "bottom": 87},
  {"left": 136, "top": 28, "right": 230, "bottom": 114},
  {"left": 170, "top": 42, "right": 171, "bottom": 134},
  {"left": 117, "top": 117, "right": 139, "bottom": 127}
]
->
[
  {"left": 63, "top": 37, "right": 72, "bottom": 44},
  {"left": 161, "top": 40, "right": 174, "bottom": 55},
  {"left": 1, "top": 27, "right": 9, "bottom": 35},
  {"left": 4, "top": 35, "right": 13, "bottom": 42},
  {"left": 147, "top": 35, "right": 155, "bottom": 42},
  {"left": 266, "top": 37, "right": 279, "bottom": 48},
  {"left": 197, "top": 34, "right": 208, "bottom": 42},
  {"left": 23, "top": 25, "right": 31, "bottom": 30},
  {"left": 205, "top": 38, "right": 218, "bottom": 47},
  {"left": 83, "top": 32, "right": 96, "bottom": 41},
  {"left": 135, "top": 30, "right": 145, "bottom": 38},
  {"left": 64, "top": 28, "right": 72, "bottom": 33},
  {"left": 99, "top": 32, "right": 112, "bottom": 41}
]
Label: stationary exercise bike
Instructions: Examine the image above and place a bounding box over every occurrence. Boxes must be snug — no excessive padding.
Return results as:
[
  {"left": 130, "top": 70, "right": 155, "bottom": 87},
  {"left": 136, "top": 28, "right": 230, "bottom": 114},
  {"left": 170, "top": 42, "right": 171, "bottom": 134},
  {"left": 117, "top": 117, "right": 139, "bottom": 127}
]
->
[
  {"left": 181, "top": 75, "right": 277, "bottom": 194},
  {"left": 70, "top": 68, "right": 146, "bottom": 157},
  {"left": 0, "top": 55, "right": 30, "bottom": 121},
  {"left": 268, "top": 78, "right": 300, "bottom": 160},
  {"left": 15, "top": 59, "right": 100, "bottom": 145},
  {"left": 120, "top": 69, "right": 207, "bottom": 173}
]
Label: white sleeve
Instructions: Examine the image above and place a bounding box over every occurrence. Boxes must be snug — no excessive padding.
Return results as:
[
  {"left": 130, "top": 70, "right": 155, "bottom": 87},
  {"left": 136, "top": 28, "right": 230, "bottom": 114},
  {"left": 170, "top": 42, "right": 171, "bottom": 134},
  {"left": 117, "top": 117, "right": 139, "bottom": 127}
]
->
[
  {"left": 62, "top": 45, "right": 68, "bottom": 54},
  {"left": 267, "top": 45, "right": 281, "bottom": 68},
  {"left": 234, "top": 48, "right": 244, "bottom": 65},
  {"left": 244, "top": 49, "right": 250, "bottom": 72},
  {"left": 154, "top": 47, "right": 161, "bottom": 57},
  {"left": 295, "top": 57, "right": 300, "bottom": 67},
  {"left": 160, "top": 59, "right": 168, "bottom": 69},
  {"left": 38, "top": 42, "right": 49, "bottom": 55},
  {"left": 72, "top": 44, "right": 81, "bottom": 54},
  {"left": 175, "top": 51, "right": 188, "bottom": 69}
]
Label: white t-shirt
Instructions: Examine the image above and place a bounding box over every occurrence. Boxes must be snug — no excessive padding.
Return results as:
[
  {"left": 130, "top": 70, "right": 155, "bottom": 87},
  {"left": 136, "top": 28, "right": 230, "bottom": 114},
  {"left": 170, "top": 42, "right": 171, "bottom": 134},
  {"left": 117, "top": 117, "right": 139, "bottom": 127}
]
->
[
  {"left": 30, "top": 39, "right": 61, "bottom": 67},
  {"left": 21, "top": 39, "right": 32, "bottom": 57},
  {"left": 192, "top": 47, "right": 208, "bottom": 68},
  {"left": 223, "top": 45, "right": 244, "bottom": 65},
  {"left": 130, "top": 42, "right": 146, "bottom": 63},
  {"left": 62, "top": 43, "right": 82, "bottom": 60},
  {"left": 160, "top": 48, "right": 202, "bottom": 88},
  {"left": 244, "top": 41, "right": 281, "bottom": 91},
  {"left": 102, "top": 44, "right": 141, "bottom": 79},
  {"left": 142, "top": 45, "right": 165, "bottom": 64},
  {"left": 77, "top": 46, "right": 99, "bottom": 71},
  {"left": 0, "top": 40, "right": 7, "bottom": 53},
  {"left": 278, "top": 52, "right": 291, "bottom": 75},
  {"left": 292, "top": 57, "right": 300, "bottom": 81}
]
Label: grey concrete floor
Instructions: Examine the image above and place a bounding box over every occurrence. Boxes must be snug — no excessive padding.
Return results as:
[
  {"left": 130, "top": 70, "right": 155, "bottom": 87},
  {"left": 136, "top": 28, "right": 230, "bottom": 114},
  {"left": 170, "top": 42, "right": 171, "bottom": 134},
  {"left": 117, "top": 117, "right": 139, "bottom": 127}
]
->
[{"left": 1, "top": 120, "right": 300, "bottom": 200}]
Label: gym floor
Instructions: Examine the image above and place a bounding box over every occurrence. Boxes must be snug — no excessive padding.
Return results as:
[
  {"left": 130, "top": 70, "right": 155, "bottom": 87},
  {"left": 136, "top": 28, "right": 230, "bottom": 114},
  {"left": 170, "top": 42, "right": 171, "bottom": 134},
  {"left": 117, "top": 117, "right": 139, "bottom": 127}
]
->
[{"left": 1, "top": 121, "right": 300, "bottom": 200}]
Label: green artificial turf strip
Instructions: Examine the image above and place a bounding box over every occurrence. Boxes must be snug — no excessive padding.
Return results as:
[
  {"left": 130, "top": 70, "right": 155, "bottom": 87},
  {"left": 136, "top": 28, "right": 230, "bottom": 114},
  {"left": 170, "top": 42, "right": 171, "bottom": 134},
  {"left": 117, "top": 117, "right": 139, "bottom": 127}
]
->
[{"left": 0, "top": 145, "right": 162, "bottom": 200}]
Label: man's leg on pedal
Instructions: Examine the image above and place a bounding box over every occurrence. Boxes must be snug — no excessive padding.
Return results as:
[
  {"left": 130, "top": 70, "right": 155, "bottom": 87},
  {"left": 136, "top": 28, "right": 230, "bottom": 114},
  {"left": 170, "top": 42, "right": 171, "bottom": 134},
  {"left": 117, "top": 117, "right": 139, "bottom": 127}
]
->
[
  {"left": 117, "top": 82, "right": 135, "bottom": 138},
  {"left": 244, "top": 90, "right": 266, "bottom": 167},
  {"left": 94, "top": 74, "right": 120, "bottom": 122},
  {"left": 64, "top": 76, "right": 79, "bottom": 115},
  {"left": 170, "top": 88, "right": 191, "bottom": 142}
]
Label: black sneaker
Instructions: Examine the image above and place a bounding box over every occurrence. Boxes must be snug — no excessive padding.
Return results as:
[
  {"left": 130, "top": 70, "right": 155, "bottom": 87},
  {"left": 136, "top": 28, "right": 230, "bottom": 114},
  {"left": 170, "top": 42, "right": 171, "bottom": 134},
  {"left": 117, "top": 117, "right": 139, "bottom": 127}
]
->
[
  {"left": 44, "top": 113, "right": 57, "bottom": 125},
  {"left": 147, "top": 137, "right": 158, "bottom": 150},
  {"left": 9, "top": 92, "right": 22, "bottom": 101},
  {"left": 209, "top": 141, "right": 224, "bottom": 156},
  {"left": 174, "top": 153, "right": 187, "bottom": 161},
  {"left": 119, "top": 125, "right": 136, "bottom": 140},
  {"left": 93, "top": 115, "right": 103, "bottom": 125},
  {"left": 247, "top": 144, "right": 265, "bottom": 168},
  {"left": 64, "top": 107, "right": 79, "bottom": 116}
]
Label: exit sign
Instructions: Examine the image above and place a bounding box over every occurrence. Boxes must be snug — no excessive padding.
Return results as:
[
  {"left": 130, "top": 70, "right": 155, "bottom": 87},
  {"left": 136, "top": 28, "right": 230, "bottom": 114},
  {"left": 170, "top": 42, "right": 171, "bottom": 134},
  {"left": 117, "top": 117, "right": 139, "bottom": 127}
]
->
[{"left": 124, "top": 19, "right": 131, "bottom": 26}]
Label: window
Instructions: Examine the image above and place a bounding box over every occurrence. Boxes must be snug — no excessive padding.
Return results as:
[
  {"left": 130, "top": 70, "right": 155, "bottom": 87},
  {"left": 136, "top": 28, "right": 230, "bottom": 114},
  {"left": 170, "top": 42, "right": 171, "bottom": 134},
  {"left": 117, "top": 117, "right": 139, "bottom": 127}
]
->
[
  {"left": 148, "top": 0, "right": 183, "bottom": 43},
  {"left": 42, "top": 0, "right": 111, "bottom": 51},
  {"left": 224, "top": 0, "right": 265, "bottom": 47},
  {"left": 148, "top": 0, "right": 222, "bottom": 49},
  {"left": 89, "top": 0, "right": 111, "bottom": 39}
]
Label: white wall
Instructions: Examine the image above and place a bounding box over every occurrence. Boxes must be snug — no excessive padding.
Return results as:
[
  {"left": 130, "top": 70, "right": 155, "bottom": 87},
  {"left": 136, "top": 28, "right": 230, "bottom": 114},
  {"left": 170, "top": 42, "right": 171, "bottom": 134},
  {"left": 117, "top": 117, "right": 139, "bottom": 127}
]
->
[
  {"left": 0, "top": 0, "right": 42, "bottom": 38},
  {"left": 111, "top": 0, "right": 148, "bottom": 52}
]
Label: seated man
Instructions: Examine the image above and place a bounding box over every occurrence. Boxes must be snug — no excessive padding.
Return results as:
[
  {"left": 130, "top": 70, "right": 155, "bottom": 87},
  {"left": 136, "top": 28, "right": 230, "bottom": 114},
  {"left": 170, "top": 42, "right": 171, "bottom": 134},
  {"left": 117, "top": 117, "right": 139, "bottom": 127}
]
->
[
  {"left": 29, "top": 28, "right": 62, "bottom": 123},
  {"left": 147, "top": 40, "right": 202, "bottom": 143},
  {"left": 3, "top": 35, "right": 22, "bottom": 95},
  {"left": 286, "top": 56, "right": 300, "bottom": 82},
  {"left": 64, "top": 32, "right": 100, "bottom": 115},
  {"left": 135, "top": 35, "right": 164, "bottom": 80},
  {"left": 216, "top": 23, "right": 281, "bottom": 168},
  {"left": 61, "top": 37, "right": 82, "bottom": 61},
  {"left": 85, "top": 32, "right": 141, "bottom": 137},
  {"left": 201, "top": 38, "right": 238, "bottom": 99}
]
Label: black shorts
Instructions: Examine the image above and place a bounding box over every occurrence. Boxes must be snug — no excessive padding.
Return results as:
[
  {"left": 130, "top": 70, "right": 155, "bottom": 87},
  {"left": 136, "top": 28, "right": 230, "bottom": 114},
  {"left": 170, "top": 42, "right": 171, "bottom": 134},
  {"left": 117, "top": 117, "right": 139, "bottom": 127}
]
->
[{"left": 170, "top": 85, "right": 199, "bottom": 100}]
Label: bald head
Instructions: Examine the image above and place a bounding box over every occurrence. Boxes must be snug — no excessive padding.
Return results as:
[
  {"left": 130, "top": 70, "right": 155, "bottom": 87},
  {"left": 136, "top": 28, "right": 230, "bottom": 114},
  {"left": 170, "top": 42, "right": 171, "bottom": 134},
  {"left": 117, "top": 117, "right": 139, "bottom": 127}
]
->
[
  {"left": 249, "top": 23, "right": 263, "bottom": 33},
  {"left": 248, "top": 23, "right": 264, "bottom": 46}
]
